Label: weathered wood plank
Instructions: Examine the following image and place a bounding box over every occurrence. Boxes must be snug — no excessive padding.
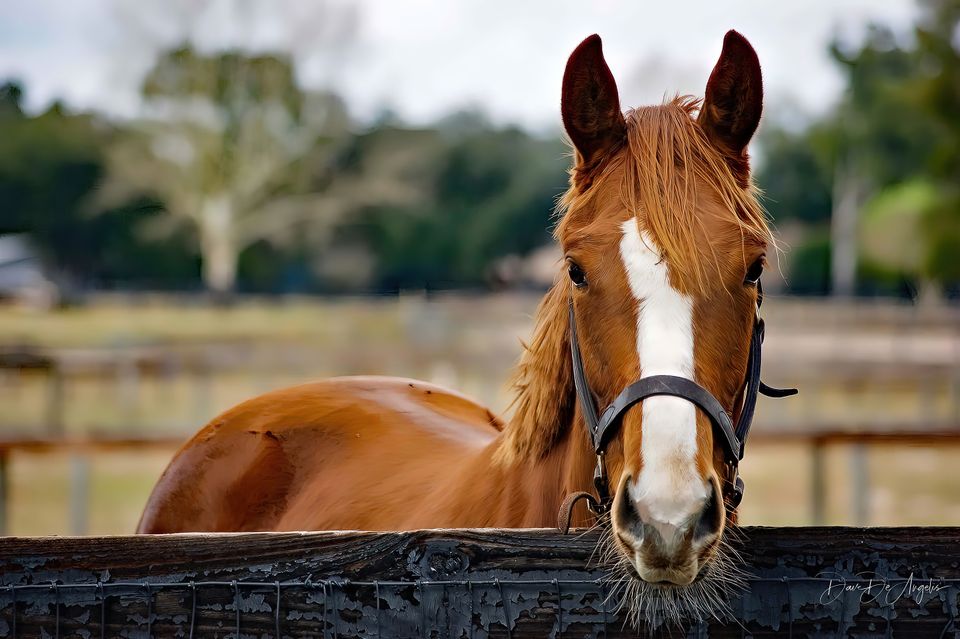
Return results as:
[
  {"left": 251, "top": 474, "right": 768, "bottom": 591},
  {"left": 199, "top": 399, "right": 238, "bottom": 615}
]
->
[{"left": 1, "top": 527, "right": 958, "bottom": 638}]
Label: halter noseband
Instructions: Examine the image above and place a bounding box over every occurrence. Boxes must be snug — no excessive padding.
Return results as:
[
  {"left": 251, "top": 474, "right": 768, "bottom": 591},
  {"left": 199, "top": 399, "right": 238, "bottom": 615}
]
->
[{"left": 562, "top": 281, "right": 797, "bottom": 528}]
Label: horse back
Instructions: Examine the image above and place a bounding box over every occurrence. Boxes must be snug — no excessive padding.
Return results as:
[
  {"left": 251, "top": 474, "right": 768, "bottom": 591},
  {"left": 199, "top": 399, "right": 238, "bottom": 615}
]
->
[{"left": 138, "top": 376, "right": 503, "bottom": 533}]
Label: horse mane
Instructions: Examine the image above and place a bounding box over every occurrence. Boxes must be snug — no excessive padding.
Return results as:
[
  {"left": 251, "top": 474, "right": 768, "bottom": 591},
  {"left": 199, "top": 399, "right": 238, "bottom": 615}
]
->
[
  {"left": 496, "top": 278, "right": 575, "bottom": 464},
  {"left": 500, "top": 97, "right": 772, "bottom": 462}
]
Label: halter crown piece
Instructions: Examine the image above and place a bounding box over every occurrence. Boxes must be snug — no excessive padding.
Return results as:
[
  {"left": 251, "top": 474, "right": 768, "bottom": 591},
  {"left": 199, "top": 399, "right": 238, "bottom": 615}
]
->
[{"left": 559, "top": 280, "right": 797, "bottom": 533}]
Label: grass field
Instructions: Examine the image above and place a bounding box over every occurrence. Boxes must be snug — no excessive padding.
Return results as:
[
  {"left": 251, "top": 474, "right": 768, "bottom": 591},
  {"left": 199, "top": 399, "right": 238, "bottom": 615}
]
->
[
  {"left": 0, "top": 296, "right": 366, "bottom": 347},
  {"left": 3, "top": 294, "right": 958, "bottom": 534},
  {"left": 5, "top": 442, "right": 960, "bottom": 535}
]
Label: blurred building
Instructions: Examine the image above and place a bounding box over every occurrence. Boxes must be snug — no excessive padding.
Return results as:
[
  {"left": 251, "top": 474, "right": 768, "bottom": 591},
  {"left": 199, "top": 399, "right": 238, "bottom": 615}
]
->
[{"left": 0, "top": 234, "right": 58, "bottom": 309}]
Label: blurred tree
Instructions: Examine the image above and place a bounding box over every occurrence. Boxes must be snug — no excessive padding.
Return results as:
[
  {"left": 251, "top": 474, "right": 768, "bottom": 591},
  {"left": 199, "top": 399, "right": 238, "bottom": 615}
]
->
[
  {"left": 756, "top": 124, "right": 834, "bottom": 226},
  {"left": 834, "top": 1, "right": 960, "bottom": 296},
  {"left": 358, "top": 120, "right": 567, "bottom": 290},
  {"left": 912, "top": 0, "right": 960, "bottom": 290},
  {"left": 758, "top": 0, "right": 960, "bottom": 297},
  {"left": 0, "top": 82, "right": 196, "bottom": 289},
  {"left": 786, "top": 231, "right": 833, "bottom": 296},
  {"left": 105, "top": 47, "right": 415, "bottom": 298},
  {"left": 0, "top": 81, "right": 24, "bottom": 118},
  {"left": 0, "top": 84, "right": 101, "bottom": 268},
  {"left": 859, "top": 179, "right": 941, "bottom": 294}
]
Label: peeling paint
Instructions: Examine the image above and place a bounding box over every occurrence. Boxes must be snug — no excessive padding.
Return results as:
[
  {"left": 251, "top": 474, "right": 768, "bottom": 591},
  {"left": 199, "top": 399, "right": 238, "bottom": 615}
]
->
[{"left": 1, "top": 528, "right": 959, "bottom": 637}]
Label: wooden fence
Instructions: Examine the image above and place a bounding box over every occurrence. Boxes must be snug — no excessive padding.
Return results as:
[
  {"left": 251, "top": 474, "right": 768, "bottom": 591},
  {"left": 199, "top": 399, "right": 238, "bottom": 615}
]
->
[
  {"left": 748, "top": 429, "right": 960, "bottom": 525},
  {"left": 2, "top": 430, "right": 959, "bottom": 535},
  {"left": 0, "top": 436, "right": 184, "bottom": 535},
  {"left": 1, "top": 527, "right": 958, "bottom": 637}
]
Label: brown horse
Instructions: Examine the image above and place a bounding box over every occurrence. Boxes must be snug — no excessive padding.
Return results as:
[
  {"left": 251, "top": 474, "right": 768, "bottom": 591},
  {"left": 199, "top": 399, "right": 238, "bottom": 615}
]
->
[{"left": 141, "top": 30, "right": 776, "bottom": 621}]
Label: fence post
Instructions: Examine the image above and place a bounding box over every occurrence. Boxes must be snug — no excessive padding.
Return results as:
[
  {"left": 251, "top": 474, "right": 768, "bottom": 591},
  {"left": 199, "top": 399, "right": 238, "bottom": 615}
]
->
[
  {"left": 70, "top": 454, "right": 90, "bottom": 536},
  {"left": 0, "top": 449, "right": 8, "bottom": 535},
  {"left": 851, "top": 443, "right": 869, "bottom": 526},
  {"left": 47, "top": 365, "right": 65, "bottom": 436},
  {"left": 811, "top": 438, "right": 826, "bottom": 525},
  {"left": 116, "top": 352, "right": 140, "bottom": 428}
]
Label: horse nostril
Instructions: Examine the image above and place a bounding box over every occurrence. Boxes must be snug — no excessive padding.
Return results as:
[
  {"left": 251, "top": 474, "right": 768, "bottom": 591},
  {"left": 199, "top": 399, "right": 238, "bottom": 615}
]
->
[
  {"left": 614, "top": 480, "right": 645, "bottom": 543},
  {"left": 693, "top": 479, "right": 724, "bottom": 543}
]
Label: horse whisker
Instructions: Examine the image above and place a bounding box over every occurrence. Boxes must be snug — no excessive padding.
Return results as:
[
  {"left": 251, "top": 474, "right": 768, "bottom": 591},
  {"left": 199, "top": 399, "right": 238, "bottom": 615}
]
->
[{"left": 590, "top": 522, "right": 747, "bottom": 631}]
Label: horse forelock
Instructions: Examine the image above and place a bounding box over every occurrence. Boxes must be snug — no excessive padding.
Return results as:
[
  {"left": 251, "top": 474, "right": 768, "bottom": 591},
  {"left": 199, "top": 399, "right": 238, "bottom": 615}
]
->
[{"left": 558, "top": 96, "right": 773, "bottom": 296}]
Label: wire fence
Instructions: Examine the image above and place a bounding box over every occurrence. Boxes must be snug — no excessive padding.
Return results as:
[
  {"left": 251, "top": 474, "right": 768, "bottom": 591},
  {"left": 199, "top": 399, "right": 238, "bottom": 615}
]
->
[{"left": 2, "top": 575, "right": 959, "bottom": 639}]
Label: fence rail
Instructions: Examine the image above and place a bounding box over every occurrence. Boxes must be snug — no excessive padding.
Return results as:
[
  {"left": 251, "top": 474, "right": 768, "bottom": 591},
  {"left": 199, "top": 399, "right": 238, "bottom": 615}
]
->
[
  {"left": 1, "top": 527, "right": 959, "bottom": 638},
  {"left": 3, "top": 429, "right": 959, "bottom": 536},
  {"left": 0, "top": 436, "right": 184, "bottom": 536}
]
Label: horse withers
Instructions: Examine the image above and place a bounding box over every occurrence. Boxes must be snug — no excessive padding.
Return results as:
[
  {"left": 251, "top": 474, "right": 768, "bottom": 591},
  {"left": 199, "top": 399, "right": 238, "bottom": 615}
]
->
[{"left": 140, "top": 30, "right": 783, "bottom": 624}]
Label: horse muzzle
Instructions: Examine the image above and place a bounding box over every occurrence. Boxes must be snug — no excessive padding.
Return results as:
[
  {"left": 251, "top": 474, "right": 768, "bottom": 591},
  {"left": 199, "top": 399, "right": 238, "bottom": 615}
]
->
[{"left": 610, "top": 474, "right": 725, "bottom": 586}]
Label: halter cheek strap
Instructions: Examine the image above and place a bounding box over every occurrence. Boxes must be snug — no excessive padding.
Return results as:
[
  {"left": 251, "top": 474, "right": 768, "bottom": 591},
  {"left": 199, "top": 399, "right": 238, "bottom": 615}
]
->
[{"left": 562, "top": 282, "right": 796, "bottom": 529}]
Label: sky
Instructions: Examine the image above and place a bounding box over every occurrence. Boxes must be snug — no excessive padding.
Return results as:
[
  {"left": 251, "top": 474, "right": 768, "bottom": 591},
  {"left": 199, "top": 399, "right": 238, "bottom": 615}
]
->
[{"left": 0, "top": 0, "right": 919, "bottom": 132}]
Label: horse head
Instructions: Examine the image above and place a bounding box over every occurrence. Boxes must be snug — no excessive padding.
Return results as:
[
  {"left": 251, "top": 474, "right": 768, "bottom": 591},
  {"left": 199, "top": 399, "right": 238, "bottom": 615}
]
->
[{"left": 556, "top": 30, "right": 772, "bottom": 603}]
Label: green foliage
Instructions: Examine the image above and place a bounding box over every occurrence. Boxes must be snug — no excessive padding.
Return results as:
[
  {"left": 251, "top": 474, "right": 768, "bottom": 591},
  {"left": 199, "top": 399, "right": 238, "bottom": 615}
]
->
[
  {"left": 0, "top": 60, "right": 567, "bottom": 294},
  {"left": 756, "top": 126, "right": 833, "bottom": 225},
  {"left": 860, "top": 179, "right": 938, "bottom": 277},
  {"left": 0, "top": 82, "right": 24, "bottom": 118},
  {"left": 358, "top": 123, "right": 567, "bottom": 290},
  {"left": 142, "top": 47, "right": 304, "bottom": 116},
  {"left": 0, "top": 98, "right": 102, "bottom": 251},
  {"left": 924, "top": 197, "right": 960, "bottom": 284},
  {"left": 785, "top": 230, "right": 831, "bottom": 296},
  {"left": 109, "top": 45, "right": 422, "bottom": 296},
  {"left": 0, "top": 82, "right": 194, "bottom": 287},
  {"left": 3, "top": 1, "right": 959, "bottom": 297},
  {"left": 830, "top": 26, "right": 939, "bottom": 186},
  {"left": 758, "top": 0, "right": 960, "bottom": 296}
]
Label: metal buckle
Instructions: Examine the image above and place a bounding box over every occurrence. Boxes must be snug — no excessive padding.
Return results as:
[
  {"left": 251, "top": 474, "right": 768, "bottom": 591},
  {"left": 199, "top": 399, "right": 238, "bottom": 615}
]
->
[
  {"left": 725, "top": 462, "right": 744, "bottom": 511},
  {"left": 591, "top": 453, "right": 610, "bottom": 514}
]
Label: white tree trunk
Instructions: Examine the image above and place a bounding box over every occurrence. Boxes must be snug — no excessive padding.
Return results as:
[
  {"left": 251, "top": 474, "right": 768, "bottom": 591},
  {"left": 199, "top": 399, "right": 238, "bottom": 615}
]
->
[
  {"left": 831, "top": 161, "right": 865, "bottom": 298},
  {"left": 199, "top": 194, "right": 238, "bottom": 297}
]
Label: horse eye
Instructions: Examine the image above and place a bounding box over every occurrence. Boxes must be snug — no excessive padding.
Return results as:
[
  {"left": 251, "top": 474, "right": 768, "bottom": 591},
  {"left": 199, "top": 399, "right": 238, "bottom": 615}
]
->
[
  {"left": 568, "top": 262, "right": 588, "bottom": 288},
  {"left": 744, "top": 257, "right": 764, "bottom": 285}
]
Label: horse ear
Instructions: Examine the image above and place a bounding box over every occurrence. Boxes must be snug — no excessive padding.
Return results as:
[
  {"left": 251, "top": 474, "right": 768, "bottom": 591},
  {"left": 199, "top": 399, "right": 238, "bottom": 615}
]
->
[
  {"left": 698, "top": 30, "right": 763, "bottom": 187},
  {"left": 562, "top": 35, "right": 626, "bottom": 177}
]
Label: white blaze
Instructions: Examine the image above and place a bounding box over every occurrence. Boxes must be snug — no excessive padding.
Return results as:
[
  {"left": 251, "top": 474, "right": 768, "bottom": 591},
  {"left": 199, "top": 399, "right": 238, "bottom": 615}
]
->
[{"left": 618, "top": 219, "right": 708, "bottom": 541}]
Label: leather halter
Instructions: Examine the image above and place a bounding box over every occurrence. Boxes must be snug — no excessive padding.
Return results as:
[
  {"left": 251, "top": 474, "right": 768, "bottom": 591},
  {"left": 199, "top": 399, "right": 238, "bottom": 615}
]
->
[{"left": 562, "top": 281, "right": 797, "bottom": 527}]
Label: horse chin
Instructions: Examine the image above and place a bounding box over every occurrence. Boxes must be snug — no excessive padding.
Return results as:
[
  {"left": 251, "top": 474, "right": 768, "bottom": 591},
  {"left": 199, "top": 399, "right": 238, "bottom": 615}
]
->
[{"left": 598, "top": 526, "right": 748, "bottom": 629}]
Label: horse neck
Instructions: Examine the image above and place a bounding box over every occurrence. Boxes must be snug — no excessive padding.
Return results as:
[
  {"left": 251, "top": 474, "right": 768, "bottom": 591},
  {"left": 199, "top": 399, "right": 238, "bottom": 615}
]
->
[{"left": 481, "top": 281, "right": 598, "bottom": 527}]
